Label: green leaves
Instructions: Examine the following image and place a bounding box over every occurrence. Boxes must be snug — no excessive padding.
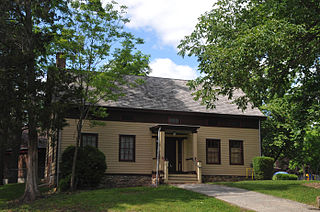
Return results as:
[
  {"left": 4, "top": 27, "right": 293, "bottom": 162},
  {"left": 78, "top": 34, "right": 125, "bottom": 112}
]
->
[
  {"left": 179, "top": 0, "right": 320, "bottom": 173},
  {"left": 179, "top": 0, "right": 320, "bottom": 109}
]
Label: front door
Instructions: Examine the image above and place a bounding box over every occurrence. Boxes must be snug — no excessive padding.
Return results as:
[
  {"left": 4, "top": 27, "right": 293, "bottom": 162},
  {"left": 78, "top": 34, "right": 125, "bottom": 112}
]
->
[
  {"left": 165, "top": 138, "right": 176, "bottom": 173},
  {"left": 165, "top": 138, "right": 183, "bottom": 173}
]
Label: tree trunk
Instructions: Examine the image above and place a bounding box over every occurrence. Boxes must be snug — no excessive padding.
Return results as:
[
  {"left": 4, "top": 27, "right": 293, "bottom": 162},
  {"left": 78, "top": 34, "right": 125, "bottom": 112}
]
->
[
  {"left": 20, "top": 0, "right": 40, "bottom": 203},
  {"left": 70, "top": 118, "right": 83, "bottom": 191},
  {"left": 21, "top": 123, "right": 40, "bottom": 202}
]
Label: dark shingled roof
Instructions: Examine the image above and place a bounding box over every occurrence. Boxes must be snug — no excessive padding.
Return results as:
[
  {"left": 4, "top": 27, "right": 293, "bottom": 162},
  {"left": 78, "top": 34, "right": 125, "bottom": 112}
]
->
[{"left": 99, "top": 75, "right": 264, "bottom": 117}]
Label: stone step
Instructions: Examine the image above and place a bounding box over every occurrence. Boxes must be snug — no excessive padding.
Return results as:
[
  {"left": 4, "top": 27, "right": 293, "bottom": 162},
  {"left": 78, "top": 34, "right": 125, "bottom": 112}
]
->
[
  {"left": 168, "top": 177, "right": 197, "bottom": 181},
  {"left": 167, "top": 180, "right": 199, "bottom": 184},
  {"left": 169, "top": 174, "right": 197, "bottom": 178}
]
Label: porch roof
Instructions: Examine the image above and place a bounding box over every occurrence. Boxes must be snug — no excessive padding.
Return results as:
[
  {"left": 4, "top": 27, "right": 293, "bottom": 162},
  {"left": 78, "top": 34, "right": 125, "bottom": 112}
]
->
[{"left": 150, "top": 124, "right": 200, "bottom": 134}]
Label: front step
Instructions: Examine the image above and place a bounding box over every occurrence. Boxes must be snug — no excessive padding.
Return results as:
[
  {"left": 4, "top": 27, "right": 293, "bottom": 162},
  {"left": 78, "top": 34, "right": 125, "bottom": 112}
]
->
[{"left": 167, "top": 174, "right": 198, "bottom": 184}]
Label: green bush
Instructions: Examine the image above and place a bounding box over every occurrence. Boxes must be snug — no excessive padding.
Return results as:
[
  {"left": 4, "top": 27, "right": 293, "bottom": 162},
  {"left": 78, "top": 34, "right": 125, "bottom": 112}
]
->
[
  {"left": 272, "top": 174, "right": 298, "bottom": 180},
  {"left": 60, "top": 145, "right": 107, "bottom": 190},
  {"left": 58, "top": 175, "right": 71, "bottom": 192},
  {"left": 253, "top": 156, "right": 274, "bottom": 180}
]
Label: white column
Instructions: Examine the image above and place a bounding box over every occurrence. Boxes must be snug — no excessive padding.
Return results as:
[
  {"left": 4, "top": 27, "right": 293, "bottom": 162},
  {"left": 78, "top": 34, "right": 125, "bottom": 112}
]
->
[
  {"left": 192, "top": 132, "right": 198, "bottom": 173},
  {"left": 159, "top": 131, "right": 165, "bottom": 172},
  {"left": 192, "top": 132, "right": 198, "bottom": 161}
]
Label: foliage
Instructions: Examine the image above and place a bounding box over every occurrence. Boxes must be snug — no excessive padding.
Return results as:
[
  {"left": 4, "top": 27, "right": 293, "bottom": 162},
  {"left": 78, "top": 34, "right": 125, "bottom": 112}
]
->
[
  {"left": 60, "top": 145, "right": 107, "bottom": 189},
  {"left": 289, "top": 125, "right": 320, "bottom": 175},
  {"left": 58, "top": 175, "right": 71, "bottom": 192},
  {"left": 253, "top": 156, "right": 274, "bottom": 180},
  {"left": 179, "top": 0, "right": 320, "bottom": 110},
  {"left": 1, "top": 186, "right": 244, "bottom": 212},
  {"left": 179, "top": 0, "right": 320, "bottom": 176},
  {"left": 56, "top": 0, "right": 150, "bottom": 191},
  {"left": 215, "top": 180, "right": 320, "bottom": 206},
  {"left": 261, "top": 98, "right": 320, "bottom": 174},
  {"left": 0, "top": 0, "right": 72, "bottom": 201},
  {"left": 272, "top": 174, "right": 298, "bottom": 181}
]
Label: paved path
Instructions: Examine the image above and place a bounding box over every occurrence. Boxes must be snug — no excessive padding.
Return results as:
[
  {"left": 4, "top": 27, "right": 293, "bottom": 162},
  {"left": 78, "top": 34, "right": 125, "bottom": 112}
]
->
[{"left": 177, "top": 184, "right": 319, "bottom": 212}]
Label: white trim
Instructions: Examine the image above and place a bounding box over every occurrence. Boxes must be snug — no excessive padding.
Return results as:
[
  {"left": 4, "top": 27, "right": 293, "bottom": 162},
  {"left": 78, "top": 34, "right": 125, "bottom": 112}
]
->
[
  {"left": 259, "top": 120, "right": 261, "bottom": 156},
  {"left": 56, "top": 129, "right": 62, "bottom": 186}
]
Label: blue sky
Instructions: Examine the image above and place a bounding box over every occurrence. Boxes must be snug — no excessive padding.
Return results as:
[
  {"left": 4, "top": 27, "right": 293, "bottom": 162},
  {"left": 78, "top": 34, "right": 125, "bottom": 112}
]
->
[{"left": 113, "top": 0, "right": 215, "bottom": 80}]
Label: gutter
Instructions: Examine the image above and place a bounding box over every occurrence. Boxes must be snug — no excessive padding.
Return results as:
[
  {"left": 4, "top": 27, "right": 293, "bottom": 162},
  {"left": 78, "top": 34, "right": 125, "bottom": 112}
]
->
[
  {"left": 155, "top": 127, "right": 161, "bottom": 187},
  {"left": 55, "top": 129, "right": 61, "bottom": 187},
  {"left": 259, "top": 120, "right": 262, "bottom": 156}
]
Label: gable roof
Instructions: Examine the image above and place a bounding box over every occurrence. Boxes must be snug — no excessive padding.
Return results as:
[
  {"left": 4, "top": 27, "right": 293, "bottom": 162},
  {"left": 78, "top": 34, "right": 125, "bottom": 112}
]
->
[{"left": 100, "top": 75, "right": 264, "bottom": 118}]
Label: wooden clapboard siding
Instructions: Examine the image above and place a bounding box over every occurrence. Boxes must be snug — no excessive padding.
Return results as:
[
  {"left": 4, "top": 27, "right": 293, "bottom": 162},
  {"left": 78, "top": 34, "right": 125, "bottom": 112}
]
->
[
  {"left": 197, "top": 126, "right": 260, "bottom": 176},
  {"left": 60, "top": 118, "right": 260, "bottom": 176},
  {"left": 61, "top": 119, "right": 154, "bottom": 174}
]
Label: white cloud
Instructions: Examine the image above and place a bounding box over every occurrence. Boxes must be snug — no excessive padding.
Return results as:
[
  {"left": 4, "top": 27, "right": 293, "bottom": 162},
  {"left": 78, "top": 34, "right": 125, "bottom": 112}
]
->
[
  {"left": 150, "top": 58, "right": 198, "bottom": 80},
  {"left": 117, "top": 0, "right": 214, "bottom": 48}
]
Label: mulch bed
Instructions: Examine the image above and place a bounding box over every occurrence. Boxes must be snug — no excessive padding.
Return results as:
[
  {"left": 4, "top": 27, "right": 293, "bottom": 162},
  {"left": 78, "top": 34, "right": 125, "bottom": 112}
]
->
[{"left": 303, "top": 182, "right": 320, "bottom": 189}]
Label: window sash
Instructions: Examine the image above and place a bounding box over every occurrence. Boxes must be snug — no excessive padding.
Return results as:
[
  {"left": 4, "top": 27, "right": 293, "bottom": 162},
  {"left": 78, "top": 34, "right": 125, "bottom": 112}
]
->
[
  {"left": 206, "top": 139, "right": 221, "bottom": 164},
  {"left": 81, "top": 133, "right": 98, "bottom": 148},
  {"left": 119, "top": 135, "right": 135, "bottom": 162},
  {"left": 229, "top": 140, "right": 243, "bottom": 165}
]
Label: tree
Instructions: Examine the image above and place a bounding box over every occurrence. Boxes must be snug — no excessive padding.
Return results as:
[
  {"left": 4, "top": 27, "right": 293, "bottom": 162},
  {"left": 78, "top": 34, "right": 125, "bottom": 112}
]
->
[
  {"left": 56, "top": 0, "right": 150, "bottom": 191},
  {"left": 178, "top": 0, "right": 320, "bottom": 110},
  {"left": 178, "top": 0, "right": 320, "bottom": 171},
  {"left": 0, "top": 0, "right": 69, "bottom": 202}
]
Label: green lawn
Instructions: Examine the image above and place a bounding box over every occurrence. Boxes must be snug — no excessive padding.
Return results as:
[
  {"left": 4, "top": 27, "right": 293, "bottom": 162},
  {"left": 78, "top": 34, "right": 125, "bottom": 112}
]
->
[
  {"left": 0, "top": 184, "right": 247, "bottom": 212},
  {"left": 214, "top": 180, "right": 320, "bottom": 206}
]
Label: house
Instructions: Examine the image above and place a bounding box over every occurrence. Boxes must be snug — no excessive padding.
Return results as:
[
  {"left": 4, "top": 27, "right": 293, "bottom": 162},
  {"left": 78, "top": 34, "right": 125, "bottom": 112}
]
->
[
  {"left": 46, "top": 75, "right": 265, "bottom": 186},
  {"left": 4, "top": 130, "right": 47, "bottom": 184}
]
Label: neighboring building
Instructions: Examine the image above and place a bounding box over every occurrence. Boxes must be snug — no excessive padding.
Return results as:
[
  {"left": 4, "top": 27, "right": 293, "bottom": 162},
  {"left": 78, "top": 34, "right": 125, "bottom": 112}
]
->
[
  {"left": 4, "top": 130, "right": 47, "bottom": 184},
  {"left": 46, "top": 75, "right": 265, "bottom": 186}
]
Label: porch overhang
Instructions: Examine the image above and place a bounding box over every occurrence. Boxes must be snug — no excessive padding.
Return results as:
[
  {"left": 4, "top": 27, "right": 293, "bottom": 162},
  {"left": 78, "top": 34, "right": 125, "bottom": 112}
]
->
[{"left": 150, "top": 124, "right": 200, "bottom": 134}]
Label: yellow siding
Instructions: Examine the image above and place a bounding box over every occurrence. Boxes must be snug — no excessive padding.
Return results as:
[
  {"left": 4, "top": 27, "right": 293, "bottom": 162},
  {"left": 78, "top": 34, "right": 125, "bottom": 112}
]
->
[
  {"left": 61, "top": 119, "right": 155, "bottom": 174},
  {"left": 197, "top": 126, "right": 260, "bottom": 176},
  {"left": 60, "top": 119, "right": 260, "bottom": 176}
]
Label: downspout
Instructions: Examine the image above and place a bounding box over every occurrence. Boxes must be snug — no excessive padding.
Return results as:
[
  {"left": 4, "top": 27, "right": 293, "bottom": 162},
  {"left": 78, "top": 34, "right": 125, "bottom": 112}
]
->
[
  {"left": 155, "top": 127, "right": 161, "bottom": 187},
  {"left": 55, "top": 129, "right": 61, "bottom": 187},
  {"left": 259, "top": 120, "right": 261, "bottom": 156}
]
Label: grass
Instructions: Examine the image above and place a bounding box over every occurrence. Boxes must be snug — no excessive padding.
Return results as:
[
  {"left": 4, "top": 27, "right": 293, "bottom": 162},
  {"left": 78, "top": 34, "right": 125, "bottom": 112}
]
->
[
  {"left": 0, "top": 183, "right": 26, "bottom": 208},
  {"left": 0, "top": 184, "right": 248, "bottom": 212},
  {"left": 214, "top": 180, "right": 320, "bottom": 206}
]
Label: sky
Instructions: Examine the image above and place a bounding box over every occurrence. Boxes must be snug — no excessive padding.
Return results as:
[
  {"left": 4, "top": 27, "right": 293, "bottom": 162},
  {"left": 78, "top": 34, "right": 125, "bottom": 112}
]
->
[{"left": 114, "top": 0, "right": 215, "bottom": 80}]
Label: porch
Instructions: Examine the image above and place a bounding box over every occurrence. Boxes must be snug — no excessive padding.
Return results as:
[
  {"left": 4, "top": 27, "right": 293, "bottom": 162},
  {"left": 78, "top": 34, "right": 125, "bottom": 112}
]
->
[{"left": 150, "top": 124, "right": 202, "bottom": 184}]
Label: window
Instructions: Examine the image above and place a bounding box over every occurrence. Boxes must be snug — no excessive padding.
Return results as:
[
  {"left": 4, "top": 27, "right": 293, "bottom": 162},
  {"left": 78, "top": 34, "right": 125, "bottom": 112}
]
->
[
  {"left": 206, "top": 139, "right": 221, "bottom": 164},
  {"left": 119, "top": 135, "right": 135, "bottom": 162},
  {"left": 121, "top": 115, "right": 134, "bottom": 121},
  {"left": 229, "top": 140, "right": 244, "bottom": 165},
  {"left": 81, "top": 133, "right": 98, "bottom": 148},
  {"left": 168, "top": 117, "right": 180, "bottom": 124}
]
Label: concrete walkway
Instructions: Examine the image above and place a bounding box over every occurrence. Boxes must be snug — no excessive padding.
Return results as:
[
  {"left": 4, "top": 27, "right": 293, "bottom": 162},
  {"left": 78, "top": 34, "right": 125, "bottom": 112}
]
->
[{"left": 177, "top": 184, "right": 319, "bottom": 212}]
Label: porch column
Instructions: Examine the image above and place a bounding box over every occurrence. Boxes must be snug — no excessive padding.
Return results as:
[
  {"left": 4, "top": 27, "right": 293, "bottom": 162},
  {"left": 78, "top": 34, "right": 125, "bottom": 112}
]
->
[
  {"left": 192, "top": 132, "right": 198, "bottom": 161},
  {"left": 192, "top": 132, "right": 198, "bottom": 171},
  {"left": 159, "top": 131, "right": 165, "bottom": 172}
]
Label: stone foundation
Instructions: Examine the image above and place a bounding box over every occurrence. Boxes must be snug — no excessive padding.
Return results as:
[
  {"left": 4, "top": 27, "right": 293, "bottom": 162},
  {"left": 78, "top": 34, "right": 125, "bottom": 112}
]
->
[
  {"left": 99, "top": 174, "right": 152, "bottom": 188},
  {"left": 203, "top": 175, "right": 248, "bottom": 182}
]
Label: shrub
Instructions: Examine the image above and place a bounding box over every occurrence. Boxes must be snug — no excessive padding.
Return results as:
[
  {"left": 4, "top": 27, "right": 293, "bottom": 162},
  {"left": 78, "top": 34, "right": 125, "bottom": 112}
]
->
[
  {"left": 59, "top": 145, "right": 107, "bottom": 190},
  {"left": 253, "top": 156, "right": 274, "bottom": 180},
  {"left": 272, "top": 174, "right": 298, "bottom": 180},
  {"left": 58, "top": 175, "right": 71, "bottom": 192}
]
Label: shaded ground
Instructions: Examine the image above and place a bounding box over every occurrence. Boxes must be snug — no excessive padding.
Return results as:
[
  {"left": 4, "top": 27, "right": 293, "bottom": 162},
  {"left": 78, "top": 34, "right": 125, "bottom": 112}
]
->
[
  {"left": 0, "top": 184, "right": 247, "bottom": 212},
  {"left": 304, "top": 182, "right": 320, "bottom": 189}
]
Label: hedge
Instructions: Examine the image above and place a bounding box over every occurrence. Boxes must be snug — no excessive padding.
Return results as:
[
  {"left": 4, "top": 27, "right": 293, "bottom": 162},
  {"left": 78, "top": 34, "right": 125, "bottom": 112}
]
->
[
  {"left": 272, "top": 174, "right": 298, "bottom": 180},
  {"left": 253, "top": 156, "right": 274, "bottom": 180}
]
